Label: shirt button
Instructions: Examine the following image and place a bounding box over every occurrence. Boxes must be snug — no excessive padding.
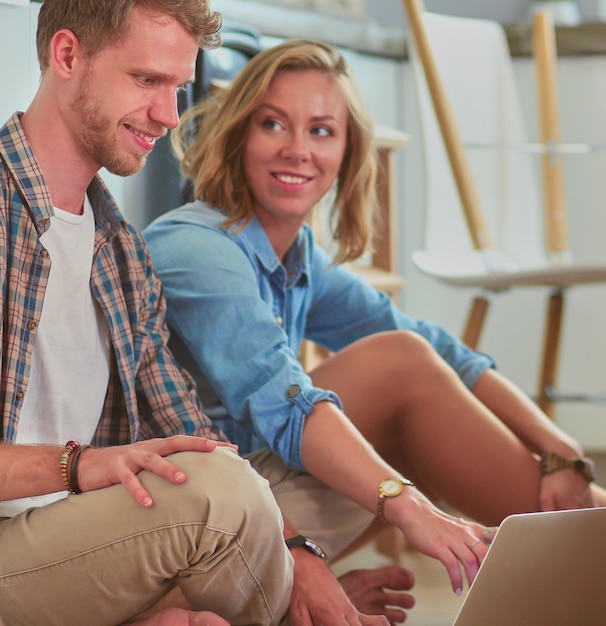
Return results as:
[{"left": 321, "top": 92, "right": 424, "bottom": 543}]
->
[
  {"left": 27, "top": 320, "right": 38, "bottom": 331},
  {"left": 16, "top": 390, "right": 25, "bottom": 400},
  {"left": 286, "top": 384, "right": 301, "bottom": 398},
  {"left": 275, "top": 316, "right": 283, "bottom": 327},
  {"left": 40, "top": 248, "right": 49, "bottom": 258}
]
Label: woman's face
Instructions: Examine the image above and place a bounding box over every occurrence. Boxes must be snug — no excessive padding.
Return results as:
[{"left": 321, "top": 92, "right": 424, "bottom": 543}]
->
[{"left": 244, "top": 69, "right": 348, "bottom": 234}]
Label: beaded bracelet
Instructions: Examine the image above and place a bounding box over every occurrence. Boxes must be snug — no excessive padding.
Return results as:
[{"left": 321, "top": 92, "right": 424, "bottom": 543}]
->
[
  {"left": 59, "top": 440, "right": 80, "bottom": 492},
  {"left": 68, "top": 444, "right": 91, "bottom": 495}
]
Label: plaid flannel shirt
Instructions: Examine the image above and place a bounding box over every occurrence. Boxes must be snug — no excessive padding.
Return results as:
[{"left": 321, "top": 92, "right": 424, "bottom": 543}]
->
[{"left": 0, "top": 113, "right": 225, "bottom": 445}]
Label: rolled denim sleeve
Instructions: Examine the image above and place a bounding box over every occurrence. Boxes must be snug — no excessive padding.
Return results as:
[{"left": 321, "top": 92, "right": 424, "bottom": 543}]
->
[
  {"left": 306, "top": 247, "right": 495, "bottom": 391},
  {"left": 144, "top": 219, "right": 340, "bottom": 471}
]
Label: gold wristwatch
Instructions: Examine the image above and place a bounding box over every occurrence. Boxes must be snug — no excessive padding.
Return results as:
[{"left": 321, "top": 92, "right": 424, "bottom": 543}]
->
[
  {"left": 540, "top": 451, "right": 595, "bottom": 483},
  {"left": 377, "top": 477, "right": 414, "bottom": 522}
]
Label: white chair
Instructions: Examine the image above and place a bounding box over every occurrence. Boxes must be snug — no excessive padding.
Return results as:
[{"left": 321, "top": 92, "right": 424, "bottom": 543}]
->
[{"left": 403, "top": 0, "right": 606, "bottom": 417}]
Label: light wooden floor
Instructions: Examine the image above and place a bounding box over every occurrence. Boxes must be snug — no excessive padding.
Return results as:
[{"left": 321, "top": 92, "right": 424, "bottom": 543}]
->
[{"left": 332, "top": 537, "right": 465, "bottom": 626}]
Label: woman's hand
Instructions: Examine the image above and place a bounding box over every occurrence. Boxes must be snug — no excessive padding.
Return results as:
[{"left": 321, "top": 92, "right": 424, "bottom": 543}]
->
[
  {"left": 539, "top": 470, "right": 596, "bottom": 511},
  {"left": 385, "top": 487, "right": 496, "bottom": 596},
  {"left": 77, "top": 435, "right": 236, "bottom": 507}
]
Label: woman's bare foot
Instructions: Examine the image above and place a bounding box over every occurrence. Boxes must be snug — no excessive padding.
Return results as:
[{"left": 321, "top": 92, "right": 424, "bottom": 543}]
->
[{"left": 338, "top": 566, "right": 415, "bottom": 623}]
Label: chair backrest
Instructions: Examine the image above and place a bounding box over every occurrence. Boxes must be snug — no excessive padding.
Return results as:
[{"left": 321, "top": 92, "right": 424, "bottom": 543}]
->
[
  {"left": 179, "top": 21, "right": 264, "bottom": 204},
  {"left": 191, "top": 20, "right": 263, "bottom": 102},
  {"left": 405, "top": 0, "right": 552, "bottom": 271}
]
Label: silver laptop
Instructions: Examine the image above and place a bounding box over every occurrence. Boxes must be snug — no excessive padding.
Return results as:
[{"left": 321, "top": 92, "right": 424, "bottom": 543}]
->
[{"left": 453, "top": 507, "right": 606, "bottom": 626}]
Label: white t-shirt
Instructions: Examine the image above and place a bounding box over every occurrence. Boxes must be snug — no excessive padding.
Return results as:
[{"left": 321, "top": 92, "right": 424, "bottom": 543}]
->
[{"left": 0, "top": 196, "right": 111, "bottom": 517}]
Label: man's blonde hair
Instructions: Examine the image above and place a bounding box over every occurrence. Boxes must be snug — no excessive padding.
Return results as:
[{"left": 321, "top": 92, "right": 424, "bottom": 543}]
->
[{"left": 37, "top": 0, "right": 221, "bottom": 72}]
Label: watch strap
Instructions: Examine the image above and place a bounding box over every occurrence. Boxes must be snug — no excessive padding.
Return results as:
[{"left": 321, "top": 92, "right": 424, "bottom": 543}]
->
[{"left": 540, "top": 451, "right": 595, "bottom": 483}]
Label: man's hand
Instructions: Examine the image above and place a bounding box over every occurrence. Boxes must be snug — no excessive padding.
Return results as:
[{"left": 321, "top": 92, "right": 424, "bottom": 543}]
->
[{"left": 77, "top": 435, "right": 236, "bottom": 507}]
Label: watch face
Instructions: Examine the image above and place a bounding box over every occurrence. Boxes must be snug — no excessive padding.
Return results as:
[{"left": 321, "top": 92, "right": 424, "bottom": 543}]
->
[
  {"left": 573, "top": 458, "right": 595, "bottom": 481},
  {"left": 286, "top": 535, "right": 327, "bottom": 559},
  {"left": 304, "top": 539, "right": 327, "bottom": 559},
  {"left": 381, "top": 478, "right": 404, "bottom": 496}
]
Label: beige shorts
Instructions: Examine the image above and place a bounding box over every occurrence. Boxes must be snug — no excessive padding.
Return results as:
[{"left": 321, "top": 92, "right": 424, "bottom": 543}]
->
[{"left": 248, "top": 448, "right": 375, "bottom": 561}]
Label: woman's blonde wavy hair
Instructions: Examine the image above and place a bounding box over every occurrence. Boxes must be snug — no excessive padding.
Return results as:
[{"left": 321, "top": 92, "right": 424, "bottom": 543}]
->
[{"left": 173, "top": 39, "right": 378, "bottom": 264}]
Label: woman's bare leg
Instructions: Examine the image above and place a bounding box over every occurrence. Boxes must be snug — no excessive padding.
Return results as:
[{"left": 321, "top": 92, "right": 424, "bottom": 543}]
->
[{"left": 311, "top": 331, "right": 550, "bottom": 525}]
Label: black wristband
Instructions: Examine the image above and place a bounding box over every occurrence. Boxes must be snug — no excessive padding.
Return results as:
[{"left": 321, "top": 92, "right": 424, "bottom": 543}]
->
[{"left": 68, "top": 444, "right": 91, "bottom": 494}]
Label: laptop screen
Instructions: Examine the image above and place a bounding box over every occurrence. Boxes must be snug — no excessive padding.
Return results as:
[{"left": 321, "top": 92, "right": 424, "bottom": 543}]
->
[{"left": 453, "top": 507, "right": 606, "bottom": 626}]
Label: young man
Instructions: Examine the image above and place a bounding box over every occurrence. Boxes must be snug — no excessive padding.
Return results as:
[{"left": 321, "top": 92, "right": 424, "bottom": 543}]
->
[{"left": 0, "top": 2, "right": 292, "bottom": 624}]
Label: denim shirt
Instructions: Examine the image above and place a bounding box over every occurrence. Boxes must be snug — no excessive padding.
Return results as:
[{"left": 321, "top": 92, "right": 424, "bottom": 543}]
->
[{"left": 144, "top": 201, "right": 494, "bottom": 471}]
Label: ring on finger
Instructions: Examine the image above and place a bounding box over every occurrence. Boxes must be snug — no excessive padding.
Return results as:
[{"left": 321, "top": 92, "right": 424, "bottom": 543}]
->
[
  {"left": 469, "top": 539, "right": 481, "bottom": 549},
  {"left": 483, "top": 526, "right": 497, "bottom": 545}
]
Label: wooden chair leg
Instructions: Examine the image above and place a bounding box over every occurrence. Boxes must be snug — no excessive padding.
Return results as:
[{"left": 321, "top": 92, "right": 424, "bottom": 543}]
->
[
  {"left": 332, "top": 518, "right": 405, "bottom": 564},
  {"left": 537, "top": 289, "right": 564, "bottom": 418},
  {"left": 462, "top": 295, "right": 490, "bottom": 350},
  {"left": 374, "top": 525, "right": 406, "bottom": 562}
]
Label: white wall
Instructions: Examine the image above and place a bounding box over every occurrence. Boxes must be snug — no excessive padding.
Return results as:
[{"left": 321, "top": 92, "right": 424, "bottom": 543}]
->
[
  {"left": 368, "top": 0, "right": 531, "bottom": 27},
  {"left": 0, "top": 2, "right": 40, "bottom": 123}
]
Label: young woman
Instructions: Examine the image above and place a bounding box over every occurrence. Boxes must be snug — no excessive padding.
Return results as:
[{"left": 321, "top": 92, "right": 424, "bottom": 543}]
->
[{"left": 144, "top": 38, "right": 605, "bottom": 603}]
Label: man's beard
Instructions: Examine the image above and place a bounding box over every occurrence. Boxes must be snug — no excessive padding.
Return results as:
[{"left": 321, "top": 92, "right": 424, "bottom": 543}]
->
[{"left": 70, "top": 73, "right": 150, "bottom": 177}]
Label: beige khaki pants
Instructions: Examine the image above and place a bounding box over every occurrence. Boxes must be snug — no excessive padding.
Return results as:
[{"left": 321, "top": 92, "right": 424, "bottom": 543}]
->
[
  {"left": 0, "top": 448, "right": 293, "bottom": 626},
  {"left": 249, "top": 449, "right": 375, "bottom": 561}
]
